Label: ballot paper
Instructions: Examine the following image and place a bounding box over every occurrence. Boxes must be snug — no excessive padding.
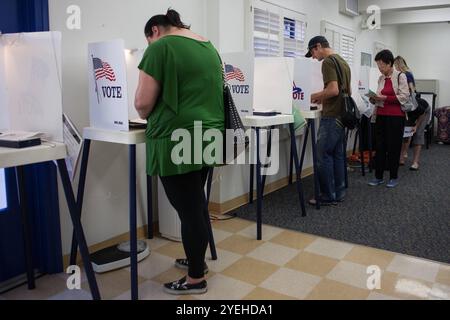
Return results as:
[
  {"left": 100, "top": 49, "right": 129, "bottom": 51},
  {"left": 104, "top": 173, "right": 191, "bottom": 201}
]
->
[{"left": 403, "top": 126, "right": 415, "bottom": 138}]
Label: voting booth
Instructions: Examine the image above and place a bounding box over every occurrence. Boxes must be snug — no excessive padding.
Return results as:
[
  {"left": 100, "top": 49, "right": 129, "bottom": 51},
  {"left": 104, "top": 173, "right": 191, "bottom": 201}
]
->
[{"left": 0, "top": 32, "right": 63, "bottom": 141}]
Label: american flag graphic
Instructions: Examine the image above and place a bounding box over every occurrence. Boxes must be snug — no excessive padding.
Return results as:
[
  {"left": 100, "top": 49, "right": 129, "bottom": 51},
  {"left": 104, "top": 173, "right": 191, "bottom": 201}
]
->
[
  {"left": 93, "top": 57, "right": 116, "bottom": 81},
  {"left": 224, "top": 63, "right": 245, "bottom": 82}
]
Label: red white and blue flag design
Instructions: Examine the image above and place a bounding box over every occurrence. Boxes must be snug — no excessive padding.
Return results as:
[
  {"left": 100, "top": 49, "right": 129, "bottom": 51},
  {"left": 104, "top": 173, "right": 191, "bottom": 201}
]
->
[{"left": 224, "top": 63, "right": 245, "bottom": 82}]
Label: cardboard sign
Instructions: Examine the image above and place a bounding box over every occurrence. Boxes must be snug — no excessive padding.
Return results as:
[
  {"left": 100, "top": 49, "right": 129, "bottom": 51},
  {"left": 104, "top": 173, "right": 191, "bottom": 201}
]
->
[
  {"left": 0, "top": 32, "right": 63, "bottom": 142},
  {"left": 221, "top": 52, "right": 254, "bottom": 118},
  {"left": 88, "top": 39, "right": 129, "bottom": 131},
  {"left": 292, "top": 57, "right": 313, "bottom": 111}
]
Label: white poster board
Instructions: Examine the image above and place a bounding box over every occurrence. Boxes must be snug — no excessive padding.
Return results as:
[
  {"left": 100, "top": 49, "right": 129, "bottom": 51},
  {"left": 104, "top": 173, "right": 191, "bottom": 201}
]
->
[
  {"left": 88, "top": 39, "right": 129, "bottom": 131},
  {"left": 0, "top": 32, "right": 63, "bottom": 142},
  {"left": 292, "top": 58, "right": 313, "bottom": 111},
  {"left": 125, "top": 48, "right": 145, "bottom": 121},
  {"left": 221, "top": 52, "right": 254, "bottom": 118},
  {"left": 254, "top": 57, "right": 294, "bottom": 115}
]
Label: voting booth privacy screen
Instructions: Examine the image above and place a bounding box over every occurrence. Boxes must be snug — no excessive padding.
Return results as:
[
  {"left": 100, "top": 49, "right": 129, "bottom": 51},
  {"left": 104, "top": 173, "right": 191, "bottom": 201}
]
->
[
  {"left": 0, "top": 32, "right": 63, "bottom": 142},
  {"left": 88, "top": 39, "right": 130, "bottom": 131}
]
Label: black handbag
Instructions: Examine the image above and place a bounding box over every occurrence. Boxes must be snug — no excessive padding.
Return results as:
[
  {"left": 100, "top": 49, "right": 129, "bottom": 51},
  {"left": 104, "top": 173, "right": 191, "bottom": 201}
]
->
[{"left": 330, "top": 56, "right": 360, "bottom": 130}]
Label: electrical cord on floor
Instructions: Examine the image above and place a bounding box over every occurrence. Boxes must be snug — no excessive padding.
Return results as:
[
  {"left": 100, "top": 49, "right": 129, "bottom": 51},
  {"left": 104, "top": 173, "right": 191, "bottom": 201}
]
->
[{"left": 209, "top": 212, "right": 237, "bottom": 221}]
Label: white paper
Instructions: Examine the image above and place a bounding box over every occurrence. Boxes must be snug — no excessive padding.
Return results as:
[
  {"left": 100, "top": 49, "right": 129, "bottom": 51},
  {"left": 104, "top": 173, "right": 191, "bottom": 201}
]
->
[
  {"left": 0, "top": 32, "right": 63, "bottom": 142},
  {"left": 0, "top": 131, "right": 45, "bottom": 141},
  {"left": 88, "top": 39, "right": 129, "bottom": 131},
  {"left": 63, "top": 114, "right": 82, "bottom": 181},
  {"left": 404, "top": 126, "right": 415, "bottom": 138}
]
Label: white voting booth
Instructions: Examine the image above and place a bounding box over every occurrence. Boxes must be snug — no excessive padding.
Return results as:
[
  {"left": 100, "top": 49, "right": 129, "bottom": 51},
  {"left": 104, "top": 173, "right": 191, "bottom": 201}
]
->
[{"left": 0, "top": 32, "right": 63, "bottom": 142}]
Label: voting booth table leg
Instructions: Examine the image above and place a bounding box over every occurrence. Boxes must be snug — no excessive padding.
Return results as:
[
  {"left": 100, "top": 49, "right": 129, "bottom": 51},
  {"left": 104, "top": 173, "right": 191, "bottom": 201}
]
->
[
  {"left": 344, "top": 129, "right": 349, "bottom": 189},
  {"left": 15, "top": 166, "right": 36, "bottom": 290},
  {"left": 289, "top": 124, "right": 307, "bottom": 217},
  {"left": 301, "top": 119, "right": 321, "bottom": 210},
  {"left": 146, "top": 175, "right": 153, "bottom": 239},
  {"left": 206, "top": 168, "right": 217, "bottom": 260},
  {"left": 289, "top": 143, "right": 294, "bottom": 185},
  {"left": 255, "top": 128, "right": 263, "bottom": 240},
  {"left": 249, "top": 164, "right": 254, "bottom": 204},
  {"left": 129, "top": 145, "right": 139, "bottom": 300},
  {"left": 57, "top": 159, "right": 101, "bottom": 300},
  {"left": 261, "top": 126, "right": 275, "bottom": 196},
  {"left": 70, "top": 139, "right": 92, "bottom": 266}
]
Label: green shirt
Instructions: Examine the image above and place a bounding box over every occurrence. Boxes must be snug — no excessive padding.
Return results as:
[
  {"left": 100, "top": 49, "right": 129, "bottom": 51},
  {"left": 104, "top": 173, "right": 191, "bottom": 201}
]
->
[
  {"left": 138, "top": 35, "right": 224, "bottom": 177},
  {"left": 321, "top": 54, "right": 351, "bottom": 118}
]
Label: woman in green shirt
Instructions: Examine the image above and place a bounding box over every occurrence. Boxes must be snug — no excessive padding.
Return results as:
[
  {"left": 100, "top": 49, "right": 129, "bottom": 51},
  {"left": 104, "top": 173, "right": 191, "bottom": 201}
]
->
[{"left": 135, "top": 9, "right": 224, "bottom": 295}]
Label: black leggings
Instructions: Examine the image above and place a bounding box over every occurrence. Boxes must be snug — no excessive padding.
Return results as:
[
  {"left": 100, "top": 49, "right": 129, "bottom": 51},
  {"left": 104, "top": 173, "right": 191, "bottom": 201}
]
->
[
  {"left": 375, "top": 115, "right": 405, "bottom": 180},
  {"left": 159, "top": 167, "right": 210, "bottom": 279}
]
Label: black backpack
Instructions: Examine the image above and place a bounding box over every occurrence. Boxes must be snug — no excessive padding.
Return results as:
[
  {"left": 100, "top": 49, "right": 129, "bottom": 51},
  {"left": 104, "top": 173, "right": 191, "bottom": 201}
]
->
[{"left": 330, "top": 56, "right": 360, "bottom": 130}]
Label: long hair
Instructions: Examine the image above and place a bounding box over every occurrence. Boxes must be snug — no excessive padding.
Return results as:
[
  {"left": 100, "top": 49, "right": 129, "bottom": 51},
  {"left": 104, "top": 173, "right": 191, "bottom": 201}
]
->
[
  {"left": 394, "top": 56, "right": 410, "bottom": 73},
  {"left": 144, "top": 9, "right": 190, "bottom": 38}
]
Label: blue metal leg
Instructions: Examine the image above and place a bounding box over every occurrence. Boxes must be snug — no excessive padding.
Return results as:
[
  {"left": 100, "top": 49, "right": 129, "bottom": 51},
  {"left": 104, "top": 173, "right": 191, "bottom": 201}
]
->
[
  {"left": 289, "top": 124, "right": 307, "bottom": 217},
  {"left": 299, "top": 122, "right": 310, "bottom": 174},
  {"left": 249, "top": 163, "right": 254, "bottom": 203},
  {"left": 70, "top": 139, "right": 91, "bottom": 265},
  {"left": 261, "top": 126, "right": 275, "bottom": 197},
  {"left": 206, "top": 167, "right": 217, "bottom": 260},
  {"left": 344, "top": 129, "right": 349, "bottom": 189},
  {"left": 16, "top": 166, "right": 35, "bottom": 290},
  {"left": 310, "top": 119, "right": 321, "bottom": 210},
  {"left": 146, "top": 175, "right": 153, "bottom": 239},
  {"left": 288, "top": 142, "right": 294, "bottom": 185},
  {"left": 57, "top": 159, "right": 100, "bottom": 300},
  {"left": 129, "top": 145, "right": 138, "bottom": 300},
  {"left": 256, "top": 128, "right": 262, "bottom": 240}
]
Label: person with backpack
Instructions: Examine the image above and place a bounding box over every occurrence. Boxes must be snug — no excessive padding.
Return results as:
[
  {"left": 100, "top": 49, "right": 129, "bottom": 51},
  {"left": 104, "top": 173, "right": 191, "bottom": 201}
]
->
[
  {"left": 368, "top": 50, "right": 410, "bottom": 188},
  {"left": 395, "top": 56, "right": 431, "bottom": 171},
  {"left": 305, "top": 36, "right": 351, "bottom": 205}
]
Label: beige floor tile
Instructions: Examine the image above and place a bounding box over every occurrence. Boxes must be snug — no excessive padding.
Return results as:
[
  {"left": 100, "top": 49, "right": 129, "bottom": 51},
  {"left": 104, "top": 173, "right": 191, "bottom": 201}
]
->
[
  {"left": 326, "top": 261, "right": 371, "bottom": 290},
  {"left": 146, "top": 237, "right": 171, "bottom": 251},
  {"left": 178, "top": 295, "right": 198, "bottom": 300},
  {"left": 216, "top": 234, "right": 264, "bottom": 255},
  {"left": 128, "top": 252, "right": 175, "bottom": 280},
  {"left": 211, "top": 218, "right": 254, "bottom": 233},
  {"left": 285, "top": 251, "right": 339, "bottom": 277},
  {"left": 247, "top": 242, "right": 299, "bottom": 266},
  {"left": 1, "top": 274, "right": 69, "bottom": 300},
  {"left": 222, "top": 257, "right": 279, "bottom": 286},
  {"left": 81, "top": 269, "right": 147, "bottom": 300},
  {"left": 378, "top": 272, "right": 434, "bottom": 300},
  {"left": 269, "top": 230, "right": 317, "bottom": 250},
  {"left": 429, "top": 283, "right": 450, "bottom": 300},
  {"left": 243, "top": 287, "right": 297, "bottom": 300},
  {"left": 155, "top": 240, "right": 186, "bottom": 259},
  {"left": 304, "top": 238, "right": 354, "bottom": 260},
  {"left": 114, "top": 280, "right": 178, "bottom": 300},
  {"left": 306, "top": 279, "right": 370, "bottom": 300},
  {"left": 199, "top": 274, "right": 255, "bottom": 300},
  {"left": 209, "top": 228, "right": 233, "bottom": 244},
  {"left": 386, "top": 255, "right": 440, "bottom": 283},
  {"left": 366, "top": 292, "right": 400, "bottom": 300},
  {"left": 48, "top": 289, "right": 93, "bottom": 300},
  {"left": 344, "top": 246, "right": 395, "bottom": 269},
  {"left": 260, "top": 268, "right": 321, "bottom": 299},
  {"left": 435, "top": 265, "right": 450, "bottom": 286},
  {"left": 238, "top": 224, "right": 284, "bottom": 241},
  {"left": 207, "top": 249, "right": 242, "bottom": 273}
]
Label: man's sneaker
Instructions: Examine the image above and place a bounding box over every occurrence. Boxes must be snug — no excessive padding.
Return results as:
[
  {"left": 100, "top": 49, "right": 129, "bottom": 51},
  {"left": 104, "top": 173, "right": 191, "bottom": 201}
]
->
[
  {"left": 386, "top": 179, "right": 399, "bottom": 188},
  {"left": 368, "top": 178, "right": 385, "bottom": 186},
  {"left": 163, "top": 276, "right": 207, "bottom": 295},
  {"left": 175, "top": 258, "right": 209, "bottom": 274}
]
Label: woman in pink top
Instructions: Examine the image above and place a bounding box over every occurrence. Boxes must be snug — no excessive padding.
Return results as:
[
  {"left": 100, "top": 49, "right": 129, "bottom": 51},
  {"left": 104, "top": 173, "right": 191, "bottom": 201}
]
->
[{"left": 368, "top": 50, "right": 410, "bottom": 188}]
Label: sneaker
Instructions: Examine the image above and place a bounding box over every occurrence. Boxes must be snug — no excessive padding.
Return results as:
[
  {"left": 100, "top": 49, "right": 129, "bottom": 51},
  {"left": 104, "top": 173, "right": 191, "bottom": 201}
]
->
[
  {"left": 409, "top": 163, "right": 419, "bottom": 171},
  {"left": 163, "top": 276, "right": 207, "bottom": 295},
  {"left": 368, "top": 179, "right": 385, "bottom": 186},
  {"left": 175, "top": 258, "right": 209, "bottom": 274},
  {"left": 386, "top": 179, "right": 399, "bottom": 188}
]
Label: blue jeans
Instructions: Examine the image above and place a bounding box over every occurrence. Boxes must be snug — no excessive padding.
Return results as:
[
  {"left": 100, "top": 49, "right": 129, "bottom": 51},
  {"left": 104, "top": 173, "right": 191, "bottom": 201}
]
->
[{"left": 316, "top": 117, "right": 346, "bottom": 202}]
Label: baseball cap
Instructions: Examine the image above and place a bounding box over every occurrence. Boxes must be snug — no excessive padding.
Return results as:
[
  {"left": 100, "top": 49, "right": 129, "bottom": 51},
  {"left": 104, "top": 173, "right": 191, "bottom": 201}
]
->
[{"left": 305, "top": 35, "right": 329, "bottom": 58}]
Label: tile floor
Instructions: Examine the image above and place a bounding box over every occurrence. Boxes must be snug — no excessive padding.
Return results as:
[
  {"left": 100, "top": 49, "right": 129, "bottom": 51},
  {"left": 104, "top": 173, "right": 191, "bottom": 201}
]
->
[{"left": 1, "top": 218, "right": 449, "bottom": 300}]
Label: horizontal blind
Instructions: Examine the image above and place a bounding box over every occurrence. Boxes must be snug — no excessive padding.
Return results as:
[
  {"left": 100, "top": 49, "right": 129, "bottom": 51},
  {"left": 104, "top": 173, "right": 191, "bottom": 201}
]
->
[
  {"left": 283, "top": 17, "right": 306, "bottom": 58},
  {"left": 253, "top": 7, "right": 281, "bottom": 57}
]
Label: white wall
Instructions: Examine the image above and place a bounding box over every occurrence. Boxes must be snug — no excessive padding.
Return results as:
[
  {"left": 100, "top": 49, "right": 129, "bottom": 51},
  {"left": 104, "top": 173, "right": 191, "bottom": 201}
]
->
[
  {"left": 398, "top": 22, "right": 450, "bottom": 107},
  {"left": 48, "top": 0, "right": 207, "bottom": 255}
]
